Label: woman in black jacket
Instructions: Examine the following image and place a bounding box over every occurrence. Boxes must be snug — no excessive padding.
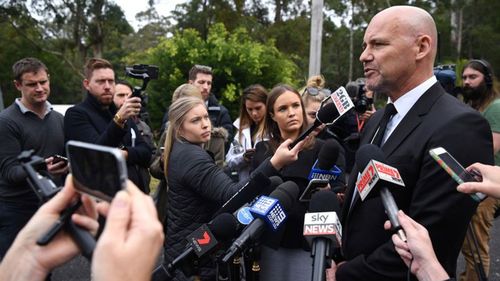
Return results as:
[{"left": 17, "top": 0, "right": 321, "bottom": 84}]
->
[
  {"left": 161, "top": 96, "right": 306, "bottom": 281},
  {"left": 252, "top": 84, "right": 331, "bottom": 281}
]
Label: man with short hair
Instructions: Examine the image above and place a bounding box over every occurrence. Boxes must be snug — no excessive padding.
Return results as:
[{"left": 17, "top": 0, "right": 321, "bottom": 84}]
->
[
  {"left": 333, "top": 6, "right": 493, "bottom": 281},
  {"left": 459, "top": 59, "right": 500, "bottom": 281},
  {"left": 113, "top": 80, "right": 155, "bottom": 193},
  {"left": 64, "top": 58, "right": 152, "bottom": 193},
  {"left": 0, "top": 57, "right": 67, "bottom": 259}
]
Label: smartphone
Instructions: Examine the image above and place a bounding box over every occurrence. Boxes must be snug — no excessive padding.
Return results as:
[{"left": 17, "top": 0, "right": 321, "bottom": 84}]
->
[
  {"left": 299, "top": 179, "right": 329, "bottom": 202},
  {"left": 429, "top": 147, "right": 486, "bottom": 202},
  {"left": 52, "top": 154, "right": 68, "bottom": 164},
  {"left": 66, "top": 141, "right": 128, "bottom": 202}
]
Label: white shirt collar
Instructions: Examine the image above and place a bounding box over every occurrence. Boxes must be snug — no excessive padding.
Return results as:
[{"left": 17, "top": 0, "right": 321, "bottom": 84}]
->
[
  {"left": 382, "top": 76, "right": 437, "bottom": 144},
  {"left": 15, "top": 98, "right": 53, "bottom": 117}
]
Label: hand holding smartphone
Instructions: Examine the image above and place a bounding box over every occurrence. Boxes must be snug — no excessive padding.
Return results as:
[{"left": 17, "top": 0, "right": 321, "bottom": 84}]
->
[
  {"left": 66, "top": 141, "right": 128, "bottom": 202},
  {"left": 429, "top": 147, "right": 486, "bottom": 202}
]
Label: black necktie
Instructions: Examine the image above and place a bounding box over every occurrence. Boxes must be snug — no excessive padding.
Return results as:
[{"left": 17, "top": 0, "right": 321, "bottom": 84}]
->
[{"left": 372, "top": 103, "right": 397, "bottom": 146}]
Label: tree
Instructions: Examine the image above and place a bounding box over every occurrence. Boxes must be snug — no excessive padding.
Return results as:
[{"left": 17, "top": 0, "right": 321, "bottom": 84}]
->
[{"left": 124, "top": 23, "right": 299, "bottom": 130}]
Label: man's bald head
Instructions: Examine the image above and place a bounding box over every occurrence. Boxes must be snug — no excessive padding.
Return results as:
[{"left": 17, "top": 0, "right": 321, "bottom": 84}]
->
[
  {"left": 360, "top": 6, "right": 438, "bottom": 100},
  {"left": 374, "top": 6, "right": 437, "bottom": 62}
]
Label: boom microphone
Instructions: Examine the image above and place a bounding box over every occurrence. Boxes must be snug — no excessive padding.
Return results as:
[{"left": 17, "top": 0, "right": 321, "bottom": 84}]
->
[
  {"left": 222, "top": 181, "right": 299, "bottom": 263},
  {"left": 289, "top": 87, "right": 354, "bottom": 149},
  {"left": 355, "top": 144, "right": 406, "bottom": 241},
  {"left": 304, "top": 191, "right": 342, "bottom": 281}
]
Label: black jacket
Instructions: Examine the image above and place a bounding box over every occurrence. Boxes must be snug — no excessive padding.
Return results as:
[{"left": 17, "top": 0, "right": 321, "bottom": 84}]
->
[
  {"left": 164, "top": 140, "right": 278, "bottom": 280},
  {"left": 64, "top": 93, "right": 152, "bottom": 192}
]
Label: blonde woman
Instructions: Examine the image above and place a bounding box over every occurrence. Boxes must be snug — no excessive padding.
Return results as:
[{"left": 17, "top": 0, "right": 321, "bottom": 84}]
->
[{"left": 161, "top": 96, "right": 308, "bottom": 281}]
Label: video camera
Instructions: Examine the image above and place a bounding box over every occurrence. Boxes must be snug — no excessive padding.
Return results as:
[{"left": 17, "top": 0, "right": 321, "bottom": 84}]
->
[
  {"left": 345, "top": 78, "right": 373, "bottom": 114},
  {"left": 433, "top": 64, "right": 460, "bottom": 96},
  {"left": 124, "top": 64, "right": 159, "bottom": 123}
]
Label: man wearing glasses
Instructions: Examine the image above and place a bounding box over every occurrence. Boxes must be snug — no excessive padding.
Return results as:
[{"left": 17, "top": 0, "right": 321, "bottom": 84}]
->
[{"left": 0, "top": 57, "right": 68, "bottom": 260}]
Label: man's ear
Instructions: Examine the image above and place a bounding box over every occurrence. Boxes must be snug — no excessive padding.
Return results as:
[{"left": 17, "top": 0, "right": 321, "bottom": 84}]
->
[
  {"left": 188, "top": 80, "right": 194, "bottom": 85},
  {"left": 83, "top": 79, "right": 90, "bottom": 91},
  {"left": 13, "top": 80, "right": 22, "bottom": 91}
]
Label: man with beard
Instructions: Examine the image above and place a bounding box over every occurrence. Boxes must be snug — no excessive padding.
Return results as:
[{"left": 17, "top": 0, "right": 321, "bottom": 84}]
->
[
  {"left": 64, "top": 58, "right": 152, "bottom": 192},
  {"left": 459, "top": 59, "right": 500, "bottom": 281}
]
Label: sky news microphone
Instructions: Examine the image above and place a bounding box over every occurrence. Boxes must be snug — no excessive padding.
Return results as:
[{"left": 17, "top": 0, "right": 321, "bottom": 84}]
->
[
  {"left": 289, "top": 87, "right": 354, "bottom": 149},
  {"left": 222, "top": 181, "right": 299, "bottom": 263},
  {"left": 308, "top": 139, "right": 343, "bottom": 181},
  {"left": 304, "top": 190, "right": 342, "bottom": 281},
  {"left": 355, "top": 144, "right": 406, "bottom": 241},
  {"left": 152, "top": 213, "right": 239, "bottom": 281},
  {"left": 213, "top": 172, "right": 273, "bottom": 217}
]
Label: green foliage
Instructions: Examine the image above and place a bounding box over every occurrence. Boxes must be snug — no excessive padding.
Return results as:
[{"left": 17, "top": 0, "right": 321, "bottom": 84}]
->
[{"left": 125, "top": 23, "right": 299, "bottom": 130}]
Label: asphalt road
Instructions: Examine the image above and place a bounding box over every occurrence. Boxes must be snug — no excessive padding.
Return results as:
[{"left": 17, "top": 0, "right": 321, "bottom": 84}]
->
[{"left": 52, "top": 217, "right": 500, "bottom": 280}]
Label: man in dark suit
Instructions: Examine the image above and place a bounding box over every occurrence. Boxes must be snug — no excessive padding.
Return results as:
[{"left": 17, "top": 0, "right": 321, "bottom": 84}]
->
[{"left": 332, "top": 6, "right": 494, "bottom": 281}]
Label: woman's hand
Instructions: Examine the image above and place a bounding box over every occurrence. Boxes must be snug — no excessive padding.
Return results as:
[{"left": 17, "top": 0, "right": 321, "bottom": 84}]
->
[{"left": 270, "top": 138, "right": 308, "bottom": 170}]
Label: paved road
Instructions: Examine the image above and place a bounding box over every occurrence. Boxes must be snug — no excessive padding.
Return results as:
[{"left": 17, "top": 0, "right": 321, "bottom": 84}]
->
[{"left": 52, "top": 218, "right": 500, "bottom": 280}]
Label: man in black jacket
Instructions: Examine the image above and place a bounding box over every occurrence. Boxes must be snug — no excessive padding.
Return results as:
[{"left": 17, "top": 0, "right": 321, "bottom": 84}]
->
[{"left": 64, "top": 58, "right": 152, "bottom": 192}]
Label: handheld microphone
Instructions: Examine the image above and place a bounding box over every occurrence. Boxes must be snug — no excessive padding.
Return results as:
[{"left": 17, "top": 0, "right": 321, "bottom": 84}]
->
[
  {"left": 308, "top": 139, "right": 343, "bottom": 181},
  {"left": 304, "top": 190, "right": 342, "bottom": 281},
  {"left": 213, "top": 172, "right": 271, "bottom": 217},
  {"left": 233, "top": 176, "right": 283, "bottom": 226},
  {"left": 222, "top": 181, "right": 299, "bottom": 263},
  {"left": 289, "top": 87, "right": 354, "bottom": 149},
  {"left": 355, "top": 144, "right": 406, "bottom": 241},
  {"left": 154, "top": 213, "right": 240, "bottom": 280}
]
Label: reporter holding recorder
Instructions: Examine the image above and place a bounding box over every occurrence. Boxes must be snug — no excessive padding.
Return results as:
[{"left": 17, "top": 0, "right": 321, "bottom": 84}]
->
[
  {"left": 386, "top": 162, "right": 500, "bottom": 281},
  {"left": 0, "top": 175, "right": 163, "bottom": 281},
  {"left": 162, "top": 96, "right": 308, "bottom": 281}
]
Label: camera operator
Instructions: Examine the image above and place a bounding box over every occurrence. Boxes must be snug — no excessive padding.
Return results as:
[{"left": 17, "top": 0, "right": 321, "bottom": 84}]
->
[
  {"left": 64, "top": 58, "right": 152, "bottom": 193},
  {"left": 0, "top": 57, "right": 68, "bottom": 260}
]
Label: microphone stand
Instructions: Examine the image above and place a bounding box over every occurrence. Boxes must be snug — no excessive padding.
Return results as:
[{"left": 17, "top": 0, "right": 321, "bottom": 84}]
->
[{"left": 311, "top": 238, "right": 331, "bottom": 281}]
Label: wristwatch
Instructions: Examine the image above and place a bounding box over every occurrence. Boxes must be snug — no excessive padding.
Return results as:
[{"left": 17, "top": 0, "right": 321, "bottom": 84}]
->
[{"left": 113, "top": 113, "right": 126, "bottom": 128}]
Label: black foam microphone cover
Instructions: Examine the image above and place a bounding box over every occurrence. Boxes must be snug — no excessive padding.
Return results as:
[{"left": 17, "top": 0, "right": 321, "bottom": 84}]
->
[
  {"left": 208, "top": 213, "right": 240, "bottom": 242},
  {"left": 355, "top": 144, "right": 385, "bottom": 170},
  {"left": 309, "top": 190, "right": 341, "bottom": 213},
  {"left": 317, "top": 102, "right": 340, "bottom": 124},
  {"left": 316, "top": 139, "right": 342, "bottom": 170}
]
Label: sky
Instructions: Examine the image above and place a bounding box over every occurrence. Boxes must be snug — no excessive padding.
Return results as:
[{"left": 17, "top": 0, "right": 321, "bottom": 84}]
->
[{"left": 113, "top": 0, "right": 186, "bottom": 31}]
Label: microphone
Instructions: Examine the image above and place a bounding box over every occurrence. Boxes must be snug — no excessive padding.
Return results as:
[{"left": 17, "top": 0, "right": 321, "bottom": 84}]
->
[
  {"left": 355, "top": 144, "right": 406, "bottom": 241},
  {"left": 233, "top": 176, "right": 283, "bottom": 226},
  {"left": 289, "top": 87, "right": 354, "bottom": 149},
  {"left": 153, "top": 213, "right": 240, "bottom": 280},
  {"left": 308, "top": 139, "right": 343, "bottom": 181},
  {"left": 213, "top": 172, "right": 272, "bottom": 217},
  {"left": 222, "top": 181, "right": 299, "bottom": 263},
  {"left": 304, "top": 190, "right": 342, "bottom": 281}
]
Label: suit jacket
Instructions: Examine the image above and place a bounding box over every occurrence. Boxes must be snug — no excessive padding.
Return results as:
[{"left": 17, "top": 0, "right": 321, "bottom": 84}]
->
[
  {"left": 64, "top": 93, "right": 152, "bottom": 191},
  {"left": 336, "top": 83, "right": 494, "bottom": 280}
]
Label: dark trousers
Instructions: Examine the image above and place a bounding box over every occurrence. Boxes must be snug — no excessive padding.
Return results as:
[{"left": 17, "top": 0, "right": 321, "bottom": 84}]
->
[{"left": 0, "top": 200, "right": 38, "bottom": 260}]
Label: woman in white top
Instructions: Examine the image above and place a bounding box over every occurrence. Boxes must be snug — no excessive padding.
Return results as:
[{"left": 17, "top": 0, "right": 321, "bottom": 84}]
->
[{"left": 226, "top": 84, "right": 268, "bottom": 182}]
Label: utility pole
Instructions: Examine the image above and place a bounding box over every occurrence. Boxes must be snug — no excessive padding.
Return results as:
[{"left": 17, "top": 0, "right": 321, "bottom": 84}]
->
[{"left": 309, "top": 0, "right": 324, "bottom": 77}]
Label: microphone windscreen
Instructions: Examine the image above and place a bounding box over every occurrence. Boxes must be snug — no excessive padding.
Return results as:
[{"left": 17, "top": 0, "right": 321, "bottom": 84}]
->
[
  {"left": 316, "top": 139, "right": 341, "bottom": 170},
  {"left": 269, "top": 181, "right": 300, "bottom": 212},
  {"left": 208, "top": 213, "right": 240, "bottom": 242},
  {"left": 355, "top": 144, "right": 385, "bottom": 169},
  {"left": 317, "top": 102, "right": 340, "bottom": 124},
  {"left": 309, "top": 190, "right": 340, "bottom": 213},
  {"left": 260, "top": 176, "right": 283, "bottom": 196},
  {"left": 345, "top": 82, "right": 359, "bottom": 98}
]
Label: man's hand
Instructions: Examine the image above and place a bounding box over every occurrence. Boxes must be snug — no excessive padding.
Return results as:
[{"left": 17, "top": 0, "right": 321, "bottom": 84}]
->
[
  {"left": 116, "top": 96, "right": 141, "bottom": 120},
  {"left": 0, "top": 175, "right": 98, "bottom": 281},
  {"left": 92, "top": 180, "right": 164, "bottom": 281},
  {"left": 45, "top": 156, "right": 69, "bottom": 176}
]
